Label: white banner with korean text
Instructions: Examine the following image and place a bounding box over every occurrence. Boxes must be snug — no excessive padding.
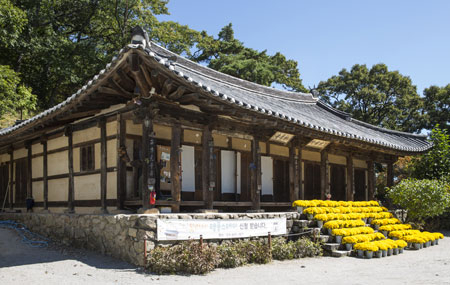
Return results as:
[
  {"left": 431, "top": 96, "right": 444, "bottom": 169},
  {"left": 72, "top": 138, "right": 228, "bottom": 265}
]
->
[{"left": 157, "top": 218, "right": 287, "bottom": 241}]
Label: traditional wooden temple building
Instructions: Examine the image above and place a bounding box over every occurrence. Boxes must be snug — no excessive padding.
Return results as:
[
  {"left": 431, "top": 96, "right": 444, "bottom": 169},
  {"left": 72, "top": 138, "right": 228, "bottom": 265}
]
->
[{"left": 0, "top": 27, "right": 431, "bottom": 213}]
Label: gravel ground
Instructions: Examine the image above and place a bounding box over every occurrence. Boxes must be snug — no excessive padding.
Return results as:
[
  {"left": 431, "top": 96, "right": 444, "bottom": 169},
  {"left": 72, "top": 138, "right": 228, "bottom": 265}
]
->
[{"left": 0, "top": 228, "right": 449, "bottom": 285}]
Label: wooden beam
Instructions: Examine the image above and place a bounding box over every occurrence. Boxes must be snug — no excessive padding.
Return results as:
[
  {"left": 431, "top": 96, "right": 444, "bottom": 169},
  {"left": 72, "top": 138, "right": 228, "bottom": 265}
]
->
[
  {"left": 99, "top": 118, "right": 108, "bottom": 213},
  {"left": 320, "top": 149, "right": 329, "bottom": 200},
  {"left": 297, "top": 144, "right": 304, "bottom": 200},
  {"left": 26, "top": 142, "right": 32, "bottom": 202},
  {"left": 116, "top": 114, "right": 126, "bottom": 210},
  {"left": 107, "top": 78, "right": 134, "bottom": 98},
  {"left": 387, "top": 161, "right": 394, "bottom": 188},
  {"left": 202, "top": 125, "right": 213, "bottom": 209},
  {"left": 367, "top": 160, "right": 375, "bottom": 200},
  {"left": 251, "top": 137, "right": 261, "bottom": 210},
  {"left": 97, "top": 86, "right": 132, "bottom": 98},
  {"left": 168, "top": 86, "right": 186, "bottom": 100},
  {"left": 161, "top": 78, "right": 174, "bottom": 97},
  {"left": 66, "top": 126, "right": 75, "bottom": 213},
  {"left": 9, "top": 149, "right": 13, "bottom": 209},
  {"left": 170, "top": 124, "right": 181, "bottom": 212},
  {"left": 41, "top": 139, "right": 48, "bottom": 210},
  {"left": 289, "top": 143, "right": 298, "bottom": 202},
  {"left": 346, "top": 153, "right": 354, "bottom": 201}
]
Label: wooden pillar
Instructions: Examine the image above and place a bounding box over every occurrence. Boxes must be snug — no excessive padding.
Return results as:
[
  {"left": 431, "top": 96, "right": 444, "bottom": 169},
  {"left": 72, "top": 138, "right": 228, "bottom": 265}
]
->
[
  {"left": 202, "top": 125, "right": 212, "bottom": 209},
  {"left": 170, "top": 124, "right": 181, "bottom": 212},
  {"left": 289, "top": 142, "right": 298, "bottom": 202},
  {"left": 8, "top": 148, "right": 13, "bottom": 210},
  {"left": 320, "top": 149, "right": 329, "bottom": 200},
  {"left": 367, "top": 160, "right": 375, "bottom": 200},
  {"left": 141, "top": 113, "right": 156, "bottom": 210},
  {"left": 251, "top": 138, "right": 261, "bottom": 210},
  {"left": 99, "top": 118, "right": 108, "bottom": 213},
  {"left": 41, "top": 138, "right": 48, "bottom": 210},
  {"left": 387, "top": 161, "right": 394, "bottom": 188},
  {"left": 208, "top": 137, "right": 216, "bottom": 208},
  {"left": 66, "top": 126, "right": 75, "bottom": 213},
  {"left": 346, "top": 154, "right": 354, "bottom": 201},
  {"left": 116, "top": 114, "right": 126, "bottom": 210},
  {"left": 26, "top": 142, "right": 32, "bottom": 200},
  {"left": 298, "top": 145, "right": 304, "bottom": 200}
]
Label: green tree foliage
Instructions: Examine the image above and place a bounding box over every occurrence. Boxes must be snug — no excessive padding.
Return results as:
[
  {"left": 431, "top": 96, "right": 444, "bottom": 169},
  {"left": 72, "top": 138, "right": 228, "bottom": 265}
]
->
[
  {"left": 411, "top": 127, "right": 450, "bottom": 180},
  {"left": 317, "top": 64, "right": 423, "bottom": 132},
  {"left": 0, "top": 65, "right": 37, "bottom": 119},
  {"left": 387, "top": 178, "right": 450, "bottom": 224},
  {"left": 422, "top": 85, "right": 450, "bottom": 132},
  {"left": 192, "top": 23, "right": 308, "bottom": 93}
]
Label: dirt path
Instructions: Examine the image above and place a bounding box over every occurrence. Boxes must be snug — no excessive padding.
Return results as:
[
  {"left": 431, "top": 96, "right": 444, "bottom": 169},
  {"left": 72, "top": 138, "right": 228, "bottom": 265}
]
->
[{"left": 1, "top": 228, "right": 449, "bottom": 285}]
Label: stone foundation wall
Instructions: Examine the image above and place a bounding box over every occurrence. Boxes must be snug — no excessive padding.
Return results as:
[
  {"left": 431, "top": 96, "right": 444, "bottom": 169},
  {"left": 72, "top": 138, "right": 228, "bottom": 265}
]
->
[{"left": 0, "top": 212, "right": 300, "bottom": 267}]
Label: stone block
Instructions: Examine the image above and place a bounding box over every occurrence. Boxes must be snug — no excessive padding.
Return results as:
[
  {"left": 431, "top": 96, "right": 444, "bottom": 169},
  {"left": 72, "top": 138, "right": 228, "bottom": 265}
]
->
[
  {"left": 128, "top": 228, "right": 137, "bottom": 238},
  {"left": 137, "top": 216, "right": 157, "bottom": 230}
]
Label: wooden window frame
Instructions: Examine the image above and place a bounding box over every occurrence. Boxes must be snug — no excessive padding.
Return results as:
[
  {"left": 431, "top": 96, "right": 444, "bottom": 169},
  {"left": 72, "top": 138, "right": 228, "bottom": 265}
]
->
[{"left": 80, "top": 144, "right": 95, "bottom": 172}]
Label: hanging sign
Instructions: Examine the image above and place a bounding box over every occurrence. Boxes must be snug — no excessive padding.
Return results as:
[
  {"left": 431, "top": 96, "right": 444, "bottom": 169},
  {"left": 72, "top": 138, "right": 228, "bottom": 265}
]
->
[{"left": 157, "top": 218, "right": 286, "bottom": 241}]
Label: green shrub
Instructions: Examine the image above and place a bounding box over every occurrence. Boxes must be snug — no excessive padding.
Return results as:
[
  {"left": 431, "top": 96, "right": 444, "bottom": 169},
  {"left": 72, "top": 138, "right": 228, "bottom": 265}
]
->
[
  {"left": 147, "top": 241, "right": 220, "bottom": 275},
  {"left": 387, "top": 178, "right": 450, "bottom": 224},
  {"left": 217, "top": 243, "right": 247, "bottom": 268},
  {"left": 271, "top": 237, "right": 296, "bottom": 260},
  {"left": 237, "top": 240, "right": 272, "bottom": 264},
  {"left": 293, "top": 237, "right": 322, "bottom": 258}
]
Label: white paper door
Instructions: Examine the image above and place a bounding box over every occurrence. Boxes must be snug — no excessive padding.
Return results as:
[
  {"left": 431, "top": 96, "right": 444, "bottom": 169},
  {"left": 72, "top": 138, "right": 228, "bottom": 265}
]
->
[
  {"left": 221, "top": 150, "right": 235, "bottom": 193},
  {"left": 181, "top": 145, "right": 195, "bottom": 192},
  {"left": 261, "top": 156, "right": 273, "bottom": 195}
]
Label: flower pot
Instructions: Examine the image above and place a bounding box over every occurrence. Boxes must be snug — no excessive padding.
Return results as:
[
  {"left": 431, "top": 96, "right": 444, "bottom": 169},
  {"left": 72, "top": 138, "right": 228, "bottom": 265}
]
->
[
  {"left": 423, "top": 241, "right": 429, "bottom": 248},
  {"left": 399, "top": 247, "right": 404, "bottom": 254},
  {"left": 407, "top": 242, "right": 412, "bottom": 248},
  {"left": 368, "top": 218, "right": 373, "bottom": 224},
  {"left": 427, "top": 241, "right": 431, "bottom": 247},
  {"left": 436, "top": 239, "right": 439, "bottom": 245},
  {"left": 357, "top": 250, "right": 364, "bottom": 258},
  {"left": 317, "top": 220, "right": 323, "bottom": 228},
  {"left": 374, "top": 250, "right": 382, "bottom": 258},
  {"left": 413, "top": 243, "right": 421, "bottom": 250},
  {"left": 307, "top": 214, "right": 314, "bottom": 220},
  {"left": 431, "top": 239, "right": 436, "bottom": 246},
  {"left": 420, "top": 243, "right": 423, "bottom": 249},
  {"left": 382, "top": 250, "right": 387, "bottom": 257},
  {"left": 374, "top": 224, "right": 380, "bottom": 231},
  {"left": 362, "top": 218, "right": 367, "bottom": 224},
  {"left": 382, "top": 231, "right": 388, "bottom": 237},
  {"left": 335, "top": 235, "right": 342, "bottom": 244},
  {"left": 345, "top": 243, "right": 352, "bottom": 251},
  {"left": 387, "top": 248, "right": 393, "bottom": 256},
  {"left": 393, "top": 248, "right": 399, "bottom": 255},
  {"left": 392, "top": 237, "right": 398, "bottom": 240},
  {"left": 365, "top": 251, "right": 374, "bottom": 259},
  {"left": 327, "top": 228, "right": 333, "bottom": 236},
  {"left": 297, "top": 206, "right": 304, "bottom": 213}
]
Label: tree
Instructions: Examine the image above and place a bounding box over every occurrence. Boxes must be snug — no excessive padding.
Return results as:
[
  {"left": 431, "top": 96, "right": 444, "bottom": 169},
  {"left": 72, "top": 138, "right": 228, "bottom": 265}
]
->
[
  {"left": 192, "top": 23, "right": 308, "bottom": 93},
  {"left": 387, "top": 178, "right": 450, "bottom": 225},
  {"left": 411, "top": 127, "right": 450, "bottom": 180},
  {"left": 0, "top": 65, "right": 36, "bottom": 121},
  {"left": 422, "top": 85, "right": 450, "bottom": 132},
  {"left": 316, "top": 64, "right": 424, "bottom": 133}
]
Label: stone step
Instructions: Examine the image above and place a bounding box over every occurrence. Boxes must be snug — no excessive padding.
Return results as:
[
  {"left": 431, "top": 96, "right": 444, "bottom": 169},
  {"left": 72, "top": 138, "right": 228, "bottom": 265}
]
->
[
  {"left": 293, "top": 219, "right": 316, "bottom": 228},
  {"left": 317, "top": 234, "right": 332, "bottom": 243},
  {"left": 322, "top": 243, "right": 341, "bottom": 251},
  {"left": 331, "top": 250, "right": 352, "bottom": 257}
]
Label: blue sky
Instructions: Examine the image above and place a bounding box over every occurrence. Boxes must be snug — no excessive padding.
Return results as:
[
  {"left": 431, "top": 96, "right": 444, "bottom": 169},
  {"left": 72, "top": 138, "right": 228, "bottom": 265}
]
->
[{"left": 158, "top": 0, "right": 450, "bottom": 95}]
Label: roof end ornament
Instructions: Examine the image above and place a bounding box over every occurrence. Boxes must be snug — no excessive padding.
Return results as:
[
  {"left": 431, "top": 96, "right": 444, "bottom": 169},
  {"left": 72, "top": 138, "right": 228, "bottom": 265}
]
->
[{"left": 131, "top": 26, "right": 150, "bottom": 49}]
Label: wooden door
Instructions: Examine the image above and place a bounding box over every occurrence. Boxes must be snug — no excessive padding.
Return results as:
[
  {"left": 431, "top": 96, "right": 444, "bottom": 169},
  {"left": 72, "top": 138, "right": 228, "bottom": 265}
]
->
[
  {"left": 0, "top": 165, "right": 9, "bottom": 208},
  {"left": 330, "top": 164, "right": 346, "bottom": 201},
  {"left": 354, "top": 169, "right": 366, "bottom": 201},
  {"left": 15, "top": 159, "right": 27, "bottom": 205},
  {"left": 273, "top": 159, "right": 289, "bottom": 202},
  {"left": 304, "top": 162, "right": 321, "bottom": 200}
]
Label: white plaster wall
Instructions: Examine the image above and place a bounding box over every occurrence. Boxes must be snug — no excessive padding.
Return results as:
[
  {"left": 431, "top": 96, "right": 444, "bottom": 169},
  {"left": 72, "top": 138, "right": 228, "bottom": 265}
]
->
[
  {"left": 184, "top": 129, "right": 202, "bottom": 144},
  {"left": 270, "top": 144, "right": 289, "bottom": 157},
  {"left": 73, "top": 147, "right": 80, "bottom": 172},
  {"left": 32, "top": 181, "right": 43, "bottom": 202},
  {"left": 221, "top": 150, "right": 235, "bottom": 194},
  {"left": 74, "top": 174, "right": 100, "bottom": 200},
  {"left": 94, "top": 143, "right": 100, "bottom": 170},
  {"left": 32, "top": 143, "right": 43, "bottom": 155},
  {"left": 13, "top": 148, "right": 27, "bottom": 159},
  {"left": 329, "top": 154, "right": 346, "bottom": 165},
  {"left": 154, "top": 124, "right": 171, "bottom": 140},
  {"left": 354, "top": 159, "right": 367, "bottom": 169},
  {"left": 107, "top": 139, "right": 116, "bottom": 168},
  {"left": 126, "top": 120, "right": 142, "bottom": 136},
  {"left": 73, "top": 127, "right": 100, "bottom": 145},
  {"left": 48, "top": 151, "right": 68, "bottom": 176},
  {"left": 232, "top": 138, "right": 250, "bottom": 152},
  {"left": 107, "top": 171, "right": 117, "bottom": 199},
  {"left": 47, "top": 136, "right": 67, "bottom": 151},
  {"left": 106, "top": 121, "right": 117, "bottom": 136},
  {"left": 48, "top": 178, "right": 68, "bottom": 201},
  {"left": 181, "top": 145, "right": 195, "bottom": 192},
  {"left": 302, "top": 150, "right": 320, "bottom": 162},
  {"left": 212, "top": 134, "right": 228, "bottom": 148},
  {"left": 32, "top": 156, "right": 43, "bottom": 178},
  {"left": 0, "top": 153, "right": 9, "bottom": 163}
]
